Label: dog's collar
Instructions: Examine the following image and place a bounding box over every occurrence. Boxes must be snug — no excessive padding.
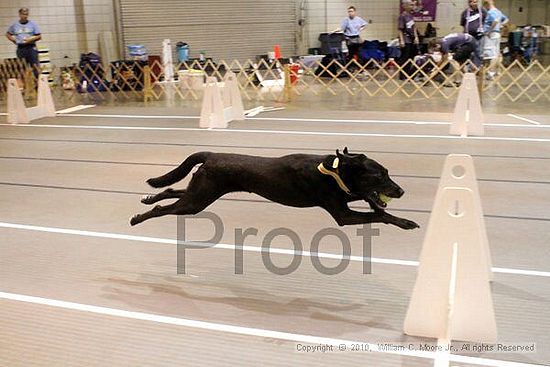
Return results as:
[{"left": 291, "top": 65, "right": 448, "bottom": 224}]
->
[{"left": 317, "top": 158, "right": 352, "bottom": 195}]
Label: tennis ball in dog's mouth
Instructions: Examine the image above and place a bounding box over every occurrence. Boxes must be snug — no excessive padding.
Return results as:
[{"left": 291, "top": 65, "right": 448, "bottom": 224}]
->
[{"left": 378, "top": 193, "right": 393, "bottom": 204}]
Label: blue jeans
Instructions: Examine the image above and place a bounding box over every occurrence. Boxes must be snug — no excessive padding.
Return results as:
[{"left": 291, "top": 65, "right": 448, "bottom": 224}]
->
[{"left": 472, "top": 38, "right": 482, "bottom": 67}]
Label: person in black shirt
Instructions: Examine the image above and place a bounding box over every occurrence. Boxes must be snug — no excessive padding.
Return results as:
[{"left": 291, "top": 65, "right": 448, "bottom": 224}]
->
[
  {"left": 460, "top": 0, "right": 486, "bottom": 70},
  {"left": 398, "top": 0, "right": 420, "bottom": 80}
]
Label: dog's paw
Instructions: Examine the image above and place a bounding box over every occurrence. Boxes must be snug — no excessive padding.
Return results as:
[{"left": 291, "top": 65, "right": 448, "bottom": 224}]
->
[
  {"left": 146, "top": 178, "right": 162, "bottom": 188},
  {"left": 395, "top": 218, "right": 420, "bottom": 230},
  {"left": 129, "top": 215, "right": 141, "bottom": 226},
  {"left": 141, "top": 194, "right": 155, "bottom": 205}
]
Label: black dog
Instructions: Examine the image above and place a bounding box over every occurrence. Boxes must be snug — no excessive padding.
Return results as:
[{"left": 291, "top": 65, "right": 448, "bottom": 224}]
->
[{"left": 130, "top": 148, "right": 419, "bottom": 230}]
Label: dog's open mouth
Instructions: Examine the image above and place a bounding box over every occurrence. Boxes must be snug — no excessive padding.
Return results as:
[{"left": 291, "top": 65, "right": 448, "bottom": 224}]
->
[{"left": 368, "top": 191, "right": 394, "bottom": 210}]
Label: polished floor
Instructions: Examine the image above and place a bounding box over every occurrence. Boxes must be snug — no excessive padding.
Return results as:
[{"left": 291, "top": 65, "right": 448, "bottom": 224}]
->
[{"left": 0, "top": 104, "right": 549, "bottom": 366}]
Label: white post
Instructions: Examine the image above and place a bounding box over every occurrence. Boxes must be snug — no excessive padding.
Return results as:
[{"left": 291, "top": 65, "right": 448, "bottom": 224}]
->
[
  {"left": 434, "top": 154, "right": 493, "bottom": 279},
  {"left": 450, "top": 73, "right": 484, "bottom": 137},
  {"left": 200, "top": 77, "right": 226, "bottom": 129},
  {"left": 162, "top": 39, "right": 174, "bottom": 82},
  {"left": 7, "top": 79, "right": 29, "bottom": 124},
  {"left": 223, "top": 71, "right": 244, "bottom": 121},
  {"left": 404, "top": 187, "right": 497, "bottom": 343},
  {"left": 37, "top": 75, "right": 56, "bottom": 117}
]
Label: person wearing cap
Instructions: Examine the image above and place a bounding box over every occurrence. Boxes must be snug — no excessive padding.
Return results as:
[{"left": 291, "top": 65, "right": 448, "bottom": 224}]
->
[
  {"left": 6, "top": 8, "right": 42, "bottom": 71},
  {"left": 398, "top": 0, "right": 420, "bottom": 80}
]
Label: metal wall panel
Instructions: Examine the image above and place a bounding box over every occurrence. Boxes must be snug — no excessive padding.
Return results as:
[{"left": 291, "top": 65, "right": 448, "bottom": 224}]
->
[{"left": 119, "top": 0, "right": 297, "bottom": 61}]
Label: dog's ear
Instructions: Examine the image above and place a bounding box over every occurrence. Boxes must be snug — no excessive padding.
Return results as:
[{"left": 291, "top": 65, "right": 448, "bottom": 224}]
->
[
  {"left": 339, "top": 147, "right": 354, "bottom": 157},
  {"left": 336, "top": 149, "right": 364, "bottom": 168},
  {"left": 342, "top": 147, "right": 366, "bottom": 158}
]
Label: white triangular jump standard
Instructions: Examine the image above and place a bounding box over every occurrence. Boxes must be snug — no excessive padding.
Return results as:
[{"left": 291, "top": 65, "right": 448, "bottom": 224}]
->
[
  {"left": 435, "top": 154, "right": 493, "bottom": 279},
  {"left": 7, "top": 75, "right": 55, "bottom": 124},
  {"left": 404, "top": 155, "right": 497, "bottom": 343},
  {"left": 199, "top": 71, "right": 244, "bottom": 129},
  {"left": 450, "top": 73, "right": 484, "bottom": 137}
]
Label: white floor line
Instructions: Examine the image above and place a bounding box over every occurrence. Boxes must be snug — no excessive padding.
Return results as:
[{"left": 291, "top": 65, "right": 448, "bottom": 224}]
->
[
  {"left": 1, "top": 123, "right": 550, "bottom": 143},
  {"left": 0, "top": 112, "right": 7, "bottom": 116},
  {"left": 0, "top": 222, "right": 548, "bottom": 278},
  {"left": 0, "top": 291, "right": 542, "bottom": 367},
  {"left": 56, "top": 105, "right": 96, "bottom": 114},
  {"left": 507, "top": 114, "right": 542, "bottom": 125},
  {"left": 252, "top": 116, "right": 450, "bottom": 125},
  {"left": 433, "top": 339, "right": 451, "bottom": 367},
  {"left": 4, "top": 112, "right": 550, "bottom": 128},
  {"left": 250, "top": 116, "right": 550, "bottom": 129},
  {"left": 60, "top": 113, "right": 197, "bottom": 119},
  {"left": 53, "top": 112, "right": 550, "bottom": 129}
]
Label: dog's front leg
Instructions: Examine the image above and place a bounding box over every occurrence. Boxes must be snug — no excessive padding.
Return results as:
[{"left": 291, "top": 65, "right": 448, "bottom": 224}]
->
[
  {"left": 378, "top": 211, "right": 420, "bottom": 230},
  {"left": 325, "top": 203, "right": 418, "bottom": 230}
]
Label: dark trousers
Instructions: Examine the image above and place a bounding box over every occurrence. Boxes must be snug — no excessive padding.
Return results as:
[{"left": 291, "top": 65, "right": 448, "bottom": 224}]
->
[
  {"left": 454, "top": 43, "right": 476, "bottom": 65},
  {"left": 399, "top": 43, "right": 418, "bottom": 80},
  {"left": 17, "top": 45, "right": 40, "bottom": 77},
  {"left": 346, "top": 36, "right": 362, "bottom": 62}
]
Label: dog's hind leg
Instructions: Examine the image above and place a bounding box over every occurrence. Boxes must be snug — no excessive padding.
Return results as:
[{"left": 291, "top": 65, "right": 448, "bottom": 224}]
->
[
  {"left": 132, "top": 192, "right": 226, "bottom": 227},
  {"left": 141, "top": 188, "right": 187, "bottom": 205},
  {"left": 130, "top": 202, "right": 182, "bottom": 226},
  {"left": 131, "top": 168, "right": 229, "bottom": 226},
  {"left": 131, "top": 190, "right": 224, "bottom": 226}
]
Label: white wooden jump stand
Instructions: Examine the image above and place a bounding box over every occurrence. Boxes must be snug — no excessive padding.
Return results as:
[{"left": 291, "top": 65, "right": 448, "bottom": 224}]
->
[
  {"left": 404, "top": 154, "right": 497, "bottom": 344},
  {"left": 450, "top": 73, "right": 484, "bottom": 137},
  {"left": 199, "top": 71, "right": 244, "bottom": 129},
  {"left": 7, "top": 75, "right": 55, "bottom": 124}
]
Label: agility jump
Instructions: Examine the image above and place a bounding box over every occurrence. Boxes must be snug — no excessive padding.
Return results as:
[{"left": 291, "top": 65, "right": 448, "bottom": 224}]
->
[{"left": 7, "top": 75, "right": 55, "bottom": 124}]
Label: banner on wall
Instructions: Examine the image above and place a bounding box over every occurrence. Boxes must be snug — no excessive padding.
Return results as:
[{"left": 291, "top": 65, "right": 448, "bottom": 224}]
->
[{"left": 400, "top": 0, "right": 437, "bottom": 22}]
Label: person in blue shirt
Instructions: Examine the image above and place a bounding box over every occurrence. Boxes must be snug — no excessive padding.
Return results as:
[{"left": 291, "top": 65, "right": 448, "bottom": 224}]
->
[
  {"left": 481, "top": 0, "right": 508, "bottom": 80},
  {"left": 333, "top": 6, "right": 368, "bottom": 61},
  {"left": 6, "top": 8, "right": 42, "bottom": 72}
]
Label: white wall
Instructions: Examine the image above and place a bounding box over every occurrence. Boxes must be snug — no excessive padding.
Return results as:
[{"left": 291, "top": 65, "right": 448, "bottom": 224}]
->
[
  {"left": 499, "top": 0, "right": 550, "bottom": 26},
  {"left": 0, "top": 0, "right": 117, "bottom": 67}
]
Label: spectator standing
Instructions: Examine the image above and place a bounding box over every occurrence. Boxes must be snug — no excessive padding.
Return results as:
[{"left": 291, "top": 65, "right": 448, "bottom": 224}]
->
[
  {"left": 398, "top": 0, "right": 420, "bottom": 80},
  {"left": 482, "top": 0, "right": 508, "bottom": 80},
  {"left": 334, "top": 6, "right": 368, "bottom": 62},
  {"left": 460, "top": 0, "right": 486, "bottom": 68},
  {"left": 6, "top": 8, "right": 42, "bottom": 74}
]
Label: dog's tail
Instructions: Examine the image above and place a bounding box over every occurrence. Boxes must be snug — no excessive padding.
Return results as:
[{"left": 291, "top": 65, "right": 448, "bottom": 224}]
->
[{"left": 147, "top": 152, "right": 211, "bottom": 188}]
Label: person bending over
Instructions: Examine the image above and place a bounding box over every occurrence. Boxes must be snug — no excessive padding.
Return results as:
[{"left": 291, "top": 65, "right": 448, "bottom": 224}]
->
[{"left": 427, "top": 33, "right": 477, "bottom": 85}]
